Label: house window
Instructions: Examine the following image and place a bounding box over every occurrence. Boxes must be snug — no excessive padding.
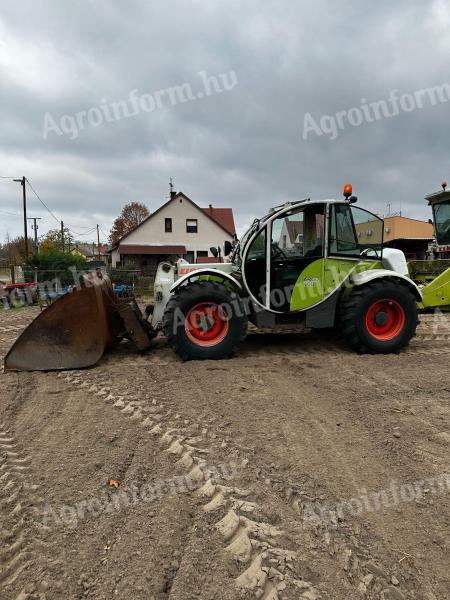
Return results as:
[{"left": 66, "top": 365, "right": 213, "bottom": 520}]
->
[
  {"left": 197, "top": 250, "right": 208, "bottom": 258},
  {"left": 186, "top": 219, "right": 198, "bottom": 233},
  {"left": 165, "top": 218, "right": 172, "bottom": 232}
]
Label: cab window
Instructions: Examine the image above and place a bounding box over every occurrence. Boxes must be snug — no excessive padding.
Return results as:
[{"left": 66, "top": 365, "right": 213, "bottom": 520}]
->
[
  {"left": 243, "top": 226, "right": 266, "bottom": 306},
  {"left": 434, "top": 202, "right": 450, "bottom": 245},
  {"left": 270, "top": 204, "right": 325, "bottom": 310},
  {"left": 329, "top": 205, "right": 383, "bottom": 257},
  {"left": 271, "top": 206, "right": 324, "bottom": 259}
]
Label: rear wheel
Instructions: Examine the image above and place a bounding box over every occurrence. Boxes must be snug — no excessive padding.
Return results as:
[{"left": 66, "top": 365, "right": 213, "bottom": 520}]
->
[
  {"left": 163, "top": 281, "right": 247, "bottom": 360},
  {"left": 340, "top": 280, "right": 419, "bottom": 353}
]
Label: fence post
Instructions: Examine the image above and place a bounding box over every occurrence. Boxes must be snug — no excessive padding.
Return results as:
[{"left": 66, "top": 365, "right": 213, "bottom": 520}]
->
[
  {"left": 34, "top": 267, "right": 38, "bottom": 284},
  {"left": 10, "top": 265, "right": 15, "bottom": 284}
]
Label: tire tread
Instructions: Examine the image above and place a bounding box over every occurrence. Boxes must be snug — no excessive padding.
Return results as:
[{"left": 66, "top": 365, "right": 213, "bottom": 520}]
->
[
  {"left": 340, "top": 279, "right": 419, "bottom": 354},
  {"left": 163, "top": 281, "right": 247, "bottom": 360}
]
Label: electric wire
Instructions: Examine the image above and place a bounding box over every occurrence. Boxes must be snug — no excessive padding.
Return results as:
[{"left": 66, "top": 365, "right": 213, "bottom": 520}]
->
[
  {"left": 68, "top": 227, "right": 97, "bottom": 237},
  {"left": 3, "top": 177, "right": 111, "bottom": 244},
  {"left": 25, "top": 178, "right": 60, "bottom": 224}
]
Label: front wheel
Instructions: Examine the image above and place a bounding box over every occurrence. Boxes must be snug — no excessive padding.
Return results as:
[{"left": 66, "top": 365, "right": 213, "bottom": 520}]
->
[
  {"left": 340, "top": 280, "right": 419, "bottom": 353},
  {"left": 163, "top": 281, "right": 247, "bottom": 360}
]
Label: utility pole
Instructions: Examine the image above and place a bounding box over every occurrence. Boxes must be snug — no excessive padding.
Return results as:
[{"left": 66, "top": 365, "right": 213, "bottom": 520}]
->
[
  {"left": 27, "top": 217, "right": 41, "bottom": 253},
  {"left": 13, "top": 176, "right": 28, "bottom": 259},
  {"left": 96, "top": 224, "right": 101, "bottom": 260},
  {"left": 61, "top": 220, "right": 65, "bottom": 252}
]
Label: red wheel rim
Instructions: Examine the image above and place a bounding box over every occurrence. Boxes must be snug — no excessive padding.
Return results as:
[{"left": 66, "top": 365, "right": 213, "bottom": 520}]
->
[
  {"left": 185, "top": 302, "right": 229, "bottom": 347},
  {"left": 365, "top": 298, "right": 406, "bottom": 341}
]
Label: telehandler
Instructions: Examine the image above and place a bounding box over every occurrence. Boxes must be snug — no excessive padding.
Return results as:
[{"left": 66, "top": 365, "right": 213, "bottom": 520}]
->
[{"left": 5, "top": 184, "right": 450, "bottom": 370}]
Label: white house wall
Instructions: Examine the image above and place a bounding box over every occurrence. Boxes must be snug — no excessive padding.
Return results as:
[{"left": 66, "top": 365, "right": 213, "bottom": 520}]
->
[
  {"left": 111, "top": 249, "right": 120, "bottom": 267},
  {"left": 122, "top": 196, "right": 233, "bottom": 253}
]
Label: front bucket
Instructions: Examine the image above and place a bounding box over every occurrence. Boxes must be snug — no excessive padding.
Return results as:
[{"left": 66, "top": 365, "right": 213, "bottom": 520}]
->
[{"left": 4, "top": 274, "right": 125, "bottom": 371}]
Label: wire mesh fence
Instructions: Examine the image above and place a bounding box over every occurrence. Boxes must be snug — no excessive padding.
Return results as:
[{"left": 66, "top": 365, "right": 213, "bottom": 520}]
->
[{"left": 0, "top": 266, "right": 154, "bottom": 309}]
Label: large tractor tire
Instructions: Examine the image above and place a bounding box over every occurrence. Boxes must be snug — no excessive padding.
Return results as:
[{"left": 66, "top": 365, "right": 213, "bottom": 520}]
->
[
  {"left": 340, "top": 280, "right": 419, "bottom": 354},
  {"left": 163, "top": 281, "right": 248, "bottom": 360}
]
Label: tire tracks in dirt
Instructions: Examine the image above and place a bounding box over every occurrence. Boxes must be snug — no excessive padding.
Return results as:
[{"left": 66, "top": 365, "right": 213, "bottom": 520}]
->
[
  {"left": 53, "top": 370, "right": 321, "bottom": 600},
  {"left": 273, "top": 351, "right": 447, "bottom": 600},
  {"left": 0, "top": 420, "right": 54, "bottom": 600},
  {"left": 64, "top": 354, "right": 400, "bottom": 599},
  {"left": 161, "top": 350, "right": 447, "bottom": 599},
  {"left": 53, "top": 327, "right": 448, "bottom": 600},
  {"left": 241, "top": 314, "right": 450, "bottom": 360},
  {"left": 1, "top": 306, "right": 448, "bottom": 599},
  {"left": 224, "top": 361, "right": 423, "bottom": 600}
]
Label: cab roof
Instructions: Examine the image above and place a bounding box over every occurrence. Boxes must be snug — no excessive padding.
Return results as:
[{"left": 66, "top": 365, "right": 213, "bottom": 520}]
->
[
  {"left": 262, "top": 197, "right": 350, "bottom": 222},
  {"left": 425, "top": 189, "right": 450, "bottom": 206}
]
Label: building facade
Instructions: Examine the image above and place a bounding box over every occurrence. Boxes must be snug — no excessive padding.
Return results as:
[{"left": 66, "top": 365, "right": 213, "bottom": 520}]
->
[
  {"left": 383, "top": 215, "right": 433, "bottom": 259},
  {"left": 110, "top": 191, "right": 236, "bottom": 272}
]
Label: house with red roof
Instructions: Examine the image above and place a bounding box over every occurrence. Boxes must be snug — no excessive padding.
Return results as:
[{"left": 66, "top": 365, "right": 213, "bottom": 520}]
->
[{"left": 109, "top": 190, "right": 236, "bottom": 271}]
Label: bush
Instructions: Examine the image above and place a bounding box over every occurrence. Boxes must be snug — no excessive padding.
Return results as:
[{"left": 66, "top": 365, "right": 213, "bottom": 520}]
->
[{"left": 24, "top": 251, "right": 88, "bottom": 288}]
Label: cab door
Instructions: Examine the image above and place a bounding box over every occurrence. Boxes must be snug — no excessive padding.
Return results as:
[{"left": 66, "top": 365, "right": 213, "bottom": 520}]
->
[
  {"left": 242, "top": 205, "right": 327, "bottom": 313},
  {"left": 269, "top": 204, "right": 326, "bottom": 311},
  {"left": 324, "top": 203, "right": 383, "bottom": 293}
]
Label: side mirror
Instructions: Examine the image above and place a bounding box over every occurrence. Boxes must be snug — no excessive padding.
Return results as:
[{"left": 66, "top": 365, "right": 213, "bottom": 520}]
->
[
  {"left": 210, "top": 246, "right": 219, "bottom": 258},
  {"left": 224, "top": 241, "right": 232, "bottom": 256}
]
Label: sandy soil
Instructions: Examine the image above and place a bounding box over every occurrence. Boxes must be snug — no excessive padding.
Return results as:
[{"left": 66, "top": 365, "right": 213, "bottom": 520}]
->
[{"left": 0, "top": 306, "right": 449, "bottom": 600}]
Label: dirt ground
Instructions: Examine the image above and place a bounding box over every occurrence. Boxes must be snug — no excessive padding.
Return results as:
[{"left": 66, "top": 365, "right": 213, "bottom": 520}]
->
[{"left": 0, "top": 306, "right": 449, "bottom": 600}]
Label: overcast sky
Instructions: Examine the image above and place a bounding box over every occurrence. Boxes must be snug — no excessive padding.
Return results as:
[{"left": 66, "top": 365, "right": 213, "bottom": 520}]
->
[{"left": 1, "top": 0, "right": 449, "bottom": 244}]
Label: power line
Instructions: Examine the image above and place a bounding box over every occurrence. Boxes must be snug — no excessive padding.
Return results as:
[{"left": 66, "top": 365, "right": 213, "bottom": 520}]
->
[
  {"left": 3, "top": 177, "right": 110, "bottom": 246},
  {"left": 70, "top": 226, "right": 97, "bottom": 234},
  {"left": 25, "top": 178, "right": 60, "bottom": 224},
  {"left": 24, "top": 180, "right": 99, "bottom": 239},
  {"left": 68, "top": 227, "right": 97, "bottom": 237},
  {"left": 71, "top": 224, "right": 98, "bottom": 230}
]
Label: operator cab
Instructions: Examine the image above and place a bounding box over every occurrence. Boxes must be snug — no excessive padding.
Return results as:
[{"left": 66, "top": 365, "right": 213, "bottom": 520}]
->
[
  {"left": 242, "top": 185, "right": 384, "bottom": 314},
  {"left": 426, "top": 183, "right": 450, "bottom": 246}
]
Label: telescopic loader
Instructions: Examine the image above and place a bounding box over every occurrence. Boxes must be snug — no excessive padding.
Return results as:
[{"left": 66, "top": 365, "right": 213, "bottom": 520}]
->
[{"left": 5, "top": 184, "right": 450, "bottom": 371}]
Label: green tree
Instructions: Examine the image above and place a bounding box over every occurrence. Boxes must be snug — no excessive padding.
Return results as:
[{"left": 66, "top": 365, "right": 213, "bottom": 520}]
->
[
  {"left": 24, "top": 250, "right": 88, "bottom": 287},
  {"left": 39, "top": 227, "right": 75, "bottom": 253}
]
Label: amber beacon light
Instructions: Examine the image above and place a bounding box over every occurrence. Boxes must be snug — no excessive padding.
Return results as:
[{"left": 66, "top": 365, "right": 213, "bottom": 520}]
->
[{"left": 343, "top": 183, "right": 353, "bottom": 199}]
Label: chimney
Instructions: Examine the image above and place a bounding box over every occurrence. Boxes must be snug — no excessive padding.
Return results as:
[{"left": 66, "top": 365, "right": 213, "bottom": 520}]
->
[
  {"left": 209, "top": 203, "right": 213, "bottom": 214},
  {"left": 169, "top": 177, "right": 176, "bottom": 200}
]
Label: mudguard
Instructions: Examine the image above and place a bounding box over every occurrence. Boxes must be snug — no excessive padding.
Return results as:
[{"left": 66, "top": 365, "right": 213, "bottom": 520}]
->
[
  {"left": 351, "top": 269, "right": 423, "bottom": 301},
  {"left": 170, "top": 268, "right": 242, "bottom": 293}
]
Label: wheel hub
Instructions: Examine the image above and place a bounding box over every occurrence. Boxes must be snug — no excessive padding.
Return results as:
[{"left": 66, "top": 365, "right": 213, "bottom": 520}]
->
[
  {"left": 373, "top": 309, "right": 389, "bottom": 327},
  {"left": 365, "top": 299, "right": 406, "bottom": 341},
  {"left": 185, "top": 302, "right": 230, "bottom": 347}
]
